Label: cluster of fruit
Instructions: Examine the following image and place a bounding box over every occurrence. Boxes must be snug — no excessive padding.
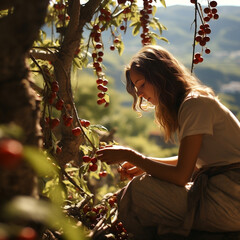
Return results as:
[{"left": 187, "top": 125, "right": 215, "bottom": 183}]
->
[
  {"left": 89, "top": 1, "right": 136, "bottom": 107},
  {"left": 53, "top": 3, "right": 70, "bottom": 25},
  {"left": 82, "top": 155, "right": 108, "bottom": 177},
  {"left": 140, "top": 0, "right": 153, "bottom": 45},
  {"left": 80, "top": 194, "right": 129, "bottom": 239},
  {"left": 44, "top": 74, "right": 93, "bottom": 154},
  {"left": 90, "top": 23, "right": 110, "bottom": 107},
  {"left": 191, "top": 0, "right": 219, "bottom": 64}
]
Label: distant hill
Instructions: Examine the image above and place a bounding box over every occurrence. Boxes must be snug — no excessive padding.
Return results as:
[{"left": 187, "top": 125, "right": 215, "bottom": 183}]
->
[
  {"left": 42, "top": 5, "right": 240, "bottom": 111},
  {"left": 102, "top": 5, "right": 240, "bottom": 96}
]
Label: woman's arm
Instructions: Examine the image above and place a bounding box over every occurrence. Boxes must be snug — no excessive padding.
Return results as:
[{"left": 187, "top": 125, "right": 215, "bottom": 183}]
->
[
  {"left": 148, "top": 155, "right": 178, "bottom": 166},
  {"left": 96, "top": 134, "right": 203, "bottom": 186}
]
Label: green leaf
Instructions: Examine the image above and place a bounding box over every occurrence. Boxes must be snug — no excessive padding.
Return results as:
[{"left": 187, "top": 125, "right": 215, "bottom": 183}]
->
[
  {"left": 152, "top": 5, "right": 157, "bottom": 16},
  {"left": 132, "top": 22, "right": 141, "bottom": 36},
  {"left": 152, "top": 17, "right": 168, "bottom": 35},
  {"left": 90, "top": 124, "right": 108, "bottom": 132},
  {"left": 23, "top": 147, "right": 58, "bottom": 177},
  {"left": 73, "top": 58, "right": 82, "bottom": 69},
  {"left": 159, "top": 0, "right": 166, "bottom": 8},
  {"left": 4, "top": 196, "right": 86, "bottom": 240},
  {"left": 88, "top": 130, "right": 100, "bottom": 149},
  {"left": 0, "top": 123, "right": 24, "bottom": 139},
  {"left": 117, "top": 40, "right": 125, "bottom": 56}
]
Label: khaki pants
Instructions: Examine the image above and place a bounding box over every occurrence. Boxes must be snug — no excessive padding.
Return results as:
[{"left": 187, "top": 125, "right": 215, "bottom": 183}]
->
[{"left": 117, "top": 171, "right": 240, "bottom": 240}]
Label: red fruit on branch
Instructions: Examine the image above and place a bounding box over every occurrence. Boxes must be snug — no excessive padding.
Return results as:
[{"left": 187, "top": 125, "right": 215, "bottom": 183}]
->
[
  {"left": 203, "top": 36, "right": 210, "bottom": 42},
  {"left": 45, "top": 117, "right": 50, "bottom": 124},
  {"left": 64, "top": 116, "right": 73, "bottom": 127},
  {"left": 200, "top": 40, "right": 206, "bottom": 46},
  {"left": 83, "top": 155, "right": 91, "bottom": 163},
  {"left": 120, "top": 25, "right": 125, "bottom": 31},
  {"left": 108, "top": 196, "right": 117, "bottom": 207},
  {"left": 195, "top": 52, "right": 201, "bottom": 59},
  {"left": 50, "top": 118, "right": 60, "bottom": 129},
  {"left": 204, "top": 7, "right": 211, "bottom": 14},
  {"left": 55, "top": 99, "right": 64, "bottom": 110},
  {"left": 99, "top": 171, "right": 107, "bottom": 177},
  {"left": 198, "top": 56, "right": 204, "bottom": 63},
  {"left": 97, "top": 84, "right": 108, "bottom": 92},
  {"left": 98, "top": 51, "right": 104, "bottom": 57},
  {"left": 205, "top": 28, "right": 211, "bottom": 34},
  {"left": 92, "top": 52, "right": 97, "bottom": 58},
  {"left": 96, "top": 78, "right": 103, "bottom": 84},
  {"left": 72, "top": 127, "right": 82, "bottom": 136},
  {"left": 91, "top": 157, "right": 97, "bottom": 164},
  {"left": 95, "top": 43, "right": 102, "bottom": 49},
  {"left": 210, "top": 1, "right": 217, "bottom": 7},
  {"left": 56, "top": 146, "right": 62, "bottom": 154},
  {"left": 205, "top": 48, "right": 211, "bottom": 54},
  {"left": 80, "top": 119, "right": 90, "bottom": 128},
  {"left": 48, "top": 91, "right": 57, "bottom": 104},
  {"left": 51, "top": 81, "right": 59, "bottom": 92},
  {"left": 97, "top": 57, "right": 103, "bottom": 62},
  {"left": 104, "top": 102, "right": 109, "bottom": 108},
  {"left": 89, "top": 162, "right": 98, "bottom": 172},
  {"left": 0, "top": 139, "right": 23, "bottom": 169},
  {"left": 97, "top": 92, "right": 105, "bottom": 98},
  {"left": 102, "top": 79, "right": 108, "bottom": 86},
  {"left": 110, "top": 45, "right": 115, "bottom": 51},
  {"left": 195, "top": 36, "right": 202, "bottom": 42},
  {"left": 212, "top": 8, "right": 218, "bottom": 14},
  {"left": 97, "top": 98, "right": 106, "bottom": 105}
]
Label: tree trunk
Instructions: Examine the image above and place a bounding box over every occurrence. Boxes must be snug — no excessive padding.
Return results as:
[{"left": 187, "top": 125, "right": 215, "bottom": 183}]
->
[{"left": 0, "top": 0, "right": 49, "bottom": 201}]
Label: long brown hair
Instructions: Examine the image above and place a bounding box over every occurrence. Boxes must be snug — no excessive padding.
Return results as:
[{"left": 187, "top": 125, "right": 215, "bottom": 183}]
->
[{"left": 125, "top": 45, "right": 215, "bottom": 142}]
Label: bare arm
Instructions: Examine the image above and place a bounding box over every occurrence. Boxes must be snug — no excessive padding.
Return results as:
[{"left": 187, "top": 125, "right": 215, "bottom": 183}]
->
[
  {"left": 148, "top": 155, "right": 178, "bottom": 166},
  {"left": 96, "top": 134, "right": 203, "bottom": 186}
]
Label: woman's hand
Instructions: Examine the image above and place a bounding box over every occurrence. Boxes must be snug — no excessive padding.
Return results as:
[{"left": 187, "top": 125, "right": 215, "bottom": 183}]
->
[
  {"left": 96, "top": 145, "right": 143, "bottom": 165},
  {"left": 118, "top": 161, "right": 144, "bottom": 181}
]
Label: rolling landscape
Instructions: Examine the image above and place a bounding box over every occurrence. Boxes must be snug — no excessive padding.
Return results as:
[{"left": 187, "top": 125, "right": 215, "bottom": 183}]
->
[{"left": 102, "top": 5, "right": 240, "bottom": 95}]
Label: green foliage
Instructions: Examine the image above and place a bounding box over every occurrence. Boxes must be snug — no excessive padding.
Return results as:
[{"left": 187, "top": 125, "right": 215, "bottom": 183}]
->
[{"left": 4, "top": 196, "right": 87, "bottom": 240}]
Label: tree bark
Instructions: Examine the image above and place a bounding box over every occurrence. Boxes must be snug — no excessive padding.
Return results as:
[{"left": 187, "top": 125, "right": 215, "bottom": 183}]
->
[
  {"left": 0, "top": 0, "right": 49, "bottom": 201},
  {"left": 53, "top": 0, "right": 104, "bottom": 167}
]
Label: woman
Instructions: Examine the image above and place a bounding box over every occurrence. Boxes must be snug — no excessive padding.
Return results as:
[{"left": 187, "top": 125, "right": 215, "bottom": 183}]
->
[{"left": 96, "top": 45, "right": 240, "bottom": 239}]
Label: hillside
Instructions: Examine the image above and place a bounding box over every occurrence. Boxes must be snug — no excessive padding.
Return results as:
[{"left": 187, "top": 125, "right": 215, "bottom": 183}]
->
[{"left": 102, "top": 5, "right": 240, "bottom": 96}]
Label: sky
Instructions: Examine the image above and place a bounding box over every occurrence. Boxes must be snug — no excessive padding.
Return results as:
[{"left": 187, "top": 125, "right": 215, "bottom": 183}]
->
[{"left": 161, "top": 0, "right": 240, "bottom": 6}]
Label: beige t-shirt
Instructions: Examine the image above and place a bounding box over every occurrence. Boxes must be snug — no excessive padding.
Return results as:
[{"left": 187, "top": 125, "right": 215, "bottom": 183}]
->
[{"left": 178, "top": 94, "right": 240, "bottom": 168}]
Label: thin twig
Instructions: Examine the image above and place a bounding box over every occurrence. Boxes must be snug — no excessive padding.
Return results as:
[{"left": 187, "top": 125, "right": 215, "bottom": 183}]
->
[{"left": 191, "top": 1, "right": 198, "bottom": 73}]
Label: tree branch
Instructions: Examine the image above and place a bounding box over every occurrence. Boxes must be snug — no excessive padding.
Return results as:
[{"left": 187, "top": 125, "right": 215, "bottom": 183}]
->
[
  {"left": 79, "top": 0, "right": 103, "bottom": 29},
  {"left": 30, "top": 49, "right": 56, "bottom": 63}
]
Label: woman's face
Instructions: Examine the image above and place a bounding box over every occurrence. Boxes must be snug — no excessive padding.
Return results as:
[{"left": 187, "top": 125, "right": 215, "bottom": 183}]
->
[{"left": 129, "top": 69, "right": 158, "bottom": 105}]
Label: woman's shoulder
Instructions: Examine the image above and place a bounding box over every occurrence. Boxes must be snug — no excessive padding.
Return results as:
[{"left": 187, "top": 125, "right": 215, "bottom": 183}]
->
[{"left": 179, "top": 92, "right": 217, "bottom": 112}]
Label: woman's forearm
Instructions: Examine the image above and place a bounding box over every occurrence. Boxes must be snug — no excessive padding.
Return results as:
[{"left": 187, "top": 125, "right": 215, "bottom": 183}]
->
[
  {"left": 148, "top": 155, "right": 178, "bottom": 166},
  {"left": 129, "top": 152, "right": 187, "bottom": 186}
]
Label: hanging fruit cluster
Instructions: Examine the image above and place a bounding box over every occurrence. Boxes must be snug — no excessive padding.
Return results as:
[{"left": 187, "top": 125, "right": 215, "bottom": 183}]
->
[
  {"left": 88, "top": 1, "right": 138, "bottom": 107},
  {"left": 53, "top": 2, "right": 70, "bottom": 33},
  {"left": 140, "top": 0, "right": 153, "bottom": 45},
  {"left": 67, "top": 193, "right": 129, "bottom": 240},
  {"left": 41, "top": 66, "right": 93, "bottom": 155},
  {"left": 191, "top": 0, "right": 219, "bottom": 65}
]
